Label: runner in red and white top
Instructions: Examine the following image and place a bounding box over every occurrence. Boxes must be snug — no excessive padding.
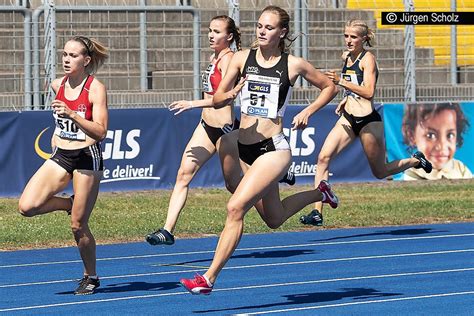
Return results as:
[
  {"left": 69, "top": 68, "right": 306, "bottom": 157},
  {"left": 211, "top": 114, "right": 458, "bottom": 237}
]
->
[{"left": 19, "top": 35, "right": 109, "bottom": 295}]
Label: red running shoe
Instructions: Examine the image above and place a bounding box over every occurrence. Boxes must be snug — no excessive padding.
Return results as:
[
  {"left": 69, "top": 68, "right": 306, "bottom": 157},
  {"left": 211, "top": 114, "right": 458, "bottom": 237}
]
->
[
  {"left": 180, "top": 273, "right": 213, "bottom": 295},
  {"left": 318, "top": 180, "right": 339, "bottom": 209}
]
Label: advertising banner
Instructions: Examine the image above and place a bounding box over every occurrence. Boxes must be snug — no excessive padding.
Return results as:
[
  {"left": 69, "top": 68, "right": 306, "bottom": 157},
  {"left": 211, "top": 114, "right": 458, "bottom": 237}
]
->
[
  {"left": 384, "top": 102, "right": 474, "bottom": 180},
  {"left": 0, "top": 105, "right": 378, "bottom": 197}
]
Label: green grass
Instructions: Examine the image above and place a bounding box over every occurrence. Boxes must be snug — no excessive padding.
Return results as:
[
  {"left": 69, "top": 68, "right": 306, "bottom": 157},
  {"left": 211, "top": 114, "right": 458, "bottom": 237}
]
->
[{"left": 1, "top": 179, "right": 473, "bottom": 250}]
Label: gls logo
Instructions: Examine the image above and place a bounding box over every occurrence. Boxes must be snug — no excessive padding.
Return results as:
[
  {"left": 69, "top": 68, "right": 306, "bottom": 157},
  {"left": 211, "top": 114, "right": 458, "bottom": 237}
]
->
[
  {"left": 102, "top": 129, "right": 141, "bottom": 160},
  {"left": 249, "top": 82, "right": 270, "bottom": 93},
  {"left": 283, "top": 127, "right": 316, "bottom": 156},
  {"left": 34, "top": 128, "right": 142, "bottom": 160}
]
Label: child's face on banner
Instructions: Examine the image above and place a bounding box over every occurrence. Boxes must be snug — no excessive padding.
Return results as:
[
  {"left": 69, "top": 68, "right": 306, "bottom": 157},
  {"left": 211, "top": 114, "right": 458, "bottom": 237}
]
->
[{"left": 414, "top": 109, "right": 457, "bottom": 170}]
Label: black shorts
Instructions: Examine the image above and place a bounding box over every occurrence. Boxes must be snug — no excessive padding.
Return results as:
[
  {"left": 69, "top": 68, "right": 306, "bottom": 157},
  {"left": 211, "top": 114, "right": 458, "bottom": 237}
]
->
[
  {"left": 238, "top": 133, "right": 290, "bottom": 165},
  {"left": 342, "top": 109, "right": 382, "bottom": 136},
  {"left": 201, "top": 118, "right": 240, "bottom": 146},
  {"left": 50, "top": 143, "right": 104, "bottom": 175}
]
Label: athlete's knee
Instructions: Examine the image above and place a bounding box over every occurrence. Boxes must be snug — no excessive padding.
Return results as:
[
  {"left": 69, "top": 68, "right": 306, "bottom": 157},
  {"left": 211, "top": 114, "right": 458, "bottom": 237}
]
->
[
  {"left": 175, "top": 167, "right": 194, "bottom": 186},
  {"left": 374, "top": 172, "right": 386, "bottom": 179},
  {"left": 226, "top": 200, "right": 245, "bottom": 222},
  {"left": 225, "top": 181, "right": 236, "bottom": 193},
  {"left": 224, "top": 178, "right": 240, "bottom": 194},
  {"left": 18, "top": 199, "right": 38, "bottom": 217},
  {"left": 371, "top": 167, "right": 388, "bottom": 179},
  {"left": 262, "top": 217, "right": 282, "bottom": 230},
  {"left": 257, "top": 207, "right": 284, "bottom": 229},
  {"left": 317, "top": 152, "right": 331, "bottom": 167},
  {"left": 70, "top": 220, "right": 88, "bottom": 239}
]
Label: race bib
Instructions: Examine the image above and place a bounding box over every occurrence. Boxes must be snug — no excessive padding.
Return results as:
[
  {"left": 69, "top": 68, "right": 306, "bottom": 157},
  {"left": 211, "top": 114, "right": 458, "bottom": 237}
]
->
[
  {"left": 342, "top": 71, "right": 362, "bottom": 98},
  {"left": 202, "top": 63, "right": 216, "bottom": 93},
  {"left": 53, "top": 110, "right": 86, "bottom": 141},
  {"left": 240, "top": 74, "right": 280, "bottom": 119}
]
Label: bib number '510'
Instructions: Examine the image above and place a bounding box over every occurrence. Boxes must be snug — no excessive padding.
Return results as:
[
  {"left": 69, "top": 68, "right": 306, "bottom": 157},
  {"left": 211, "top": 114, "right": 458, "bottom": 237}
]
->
[{"left": 53, "top": 111, "right": 86, "bottom": 141}]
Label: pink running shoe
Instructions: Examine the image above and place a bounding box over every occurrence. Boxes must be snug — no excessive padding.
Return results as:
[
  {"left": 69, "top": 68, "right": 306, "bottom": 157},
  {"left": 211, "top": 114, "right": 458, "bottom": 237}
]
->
[
  {"left": 318, "top": 180, "right": 339, "bottom": 209},
  {"left": 180, "top": 273, "right": 213, "bottom": 295}
]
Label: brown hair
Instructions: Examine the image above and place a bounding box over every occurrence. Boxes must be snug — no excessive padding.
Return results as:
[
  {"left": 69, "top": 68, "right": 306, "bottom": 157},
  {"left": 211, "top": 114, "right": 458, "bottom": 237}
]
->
[
  {"left": 251, "top": 5, "right": 296, "bottom": 52},
  {"left": 402, "top": 102, "right": 469, "bottom": 149},
  {"left": 211, "top": 15, "right": 242, "bottom": 51},
  {"left": 71, "top": 36, "right": 108, "bottom": 74},
  {"left": 345, "top": 19, "right": 375, "bottom": 47}
]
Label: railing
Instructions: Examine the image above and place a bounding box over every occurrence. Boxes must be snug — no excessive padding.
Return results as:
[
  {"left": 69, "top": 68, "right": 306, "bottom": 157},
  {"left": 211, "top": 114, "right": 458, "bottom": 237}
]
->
[{"left": 0, "top": 0, "right": 473, "bottom": 111}]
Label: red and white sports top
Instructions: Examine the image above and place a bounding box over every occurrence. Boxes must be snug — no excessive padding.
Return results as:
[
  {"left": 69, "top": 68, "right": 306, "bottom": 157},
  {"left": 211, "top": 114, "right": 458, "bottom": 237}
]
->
[
  {"left": 53, "top": 75, "right": 94, "bottom": 141},
  {"left": 201, "top": 51, "right": 232, "bottom": 95}
]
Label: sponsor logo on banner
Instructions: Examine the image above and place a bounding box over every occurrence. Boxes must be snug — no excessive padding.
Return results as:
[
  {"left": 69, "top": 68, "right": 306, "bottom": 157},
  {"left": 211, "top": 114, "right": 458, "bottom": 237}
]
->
[
  {"left": 283, "top": 127, "right": 317, "bottom": 176},
  {"left": 101, "top": 129, "right": 161, "bottom": 183},
  {"left": 282, "top": 127, "right": 334, "bottom": 178},
  {"left": 0, "top": 106, "right": 382, "bottom": 197},
  {"left": 34, "top": 127, "right": 52, "bottom": 160},
  {"left": 33, "top": 127, "right": 161, "bottom": 183}
]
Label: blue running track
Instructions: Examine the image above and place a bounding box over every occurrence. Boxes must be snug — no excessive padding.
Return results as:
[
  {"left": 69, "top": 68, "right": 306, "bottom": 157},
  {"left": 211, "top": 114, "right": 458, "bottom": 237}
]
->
[{"left": 1, "top": 222, "right": 473, "bottom": 315}]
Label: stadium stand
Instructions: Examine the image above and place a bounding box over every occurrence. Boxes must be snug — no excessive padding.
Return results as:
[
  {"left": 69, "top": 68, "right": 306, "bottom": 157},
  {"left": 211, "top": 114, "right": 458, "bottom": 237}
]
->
[{"left": 0, "top": 0, "right": 472, "bottom": 110}]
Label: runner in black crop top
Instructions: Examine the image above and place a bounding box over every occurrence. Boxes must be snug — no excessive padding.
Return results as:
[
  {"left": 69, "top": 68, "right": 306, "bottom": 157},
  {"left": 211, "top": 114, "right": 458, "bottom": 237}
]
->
[
  {"left": 341, "top": 50, "right": 379, "bottom": 99},
  {"left": 240, "top": 49, "right": 292, "bottom": 118},
  {"left": 180, "top": 6, "right": 339, "bottom": 295},
  {"left": 301, "top": 19, "right": 432, "bottom": 227}
]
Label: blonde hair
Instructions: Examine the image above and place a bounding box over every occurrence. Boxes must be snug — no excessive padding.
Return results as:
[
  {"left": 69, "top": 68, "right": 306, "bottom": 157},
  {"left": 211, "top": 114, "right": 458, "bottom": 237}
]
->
[
  {"left": 345, "top": 19, "right": 375, "bottom": 47},
  {"left": 251, "top": 5, "right": 296, "bottom": 52},
  {"left": 71, "top": 36, "right": 108, "bottom": 74}
]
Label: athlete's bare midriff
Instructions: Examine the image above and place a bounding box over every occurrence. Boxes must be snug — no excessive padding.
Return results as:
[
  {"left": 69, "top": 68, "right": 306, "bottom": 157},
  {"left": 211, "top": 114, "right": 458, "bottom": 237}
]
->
[
  {"left": 201, "top": 93, "right": 234, "bottom": 127},
  {"left": 53, "top": 134, "right": 98, "bottom": 150},
  {"left": 238, "top": 113, "right": 282, "bottom": 144}
]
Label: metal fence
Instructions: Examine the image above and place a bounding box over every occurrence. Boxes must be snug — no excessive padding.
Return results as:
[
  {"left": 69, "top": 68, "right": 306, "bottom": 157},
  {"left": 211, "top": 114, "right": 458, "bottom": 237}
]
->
[{"left": 0, "top": 0, "right": 473, "bottom": 111}]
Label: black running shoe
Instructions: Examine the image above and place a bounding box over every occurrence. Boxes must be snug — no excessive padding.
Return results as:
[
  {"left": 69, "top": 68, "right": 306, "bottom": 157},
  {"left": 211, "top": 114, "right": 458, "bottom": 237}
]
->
[
  {"left": 279, "top": 170, "right": 296, "bottom": 186},
  {"left": 146, "top": 228, "right": 175, "bottom": 245},
  {"left": 413, "top": 151, "right": 433, "bottom": 173},
  {"left": 74, "top": 276, "right": 100, "bottom": 295},
  {"left": 300, "top": 209, "right": 323, "bottom": 226}
]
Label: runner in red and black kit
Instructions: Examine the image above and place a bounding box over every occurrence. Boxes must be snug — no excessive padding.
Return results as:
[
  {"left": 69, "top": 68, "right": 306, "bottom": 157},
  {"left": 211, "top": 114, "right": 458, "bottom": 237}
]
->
[
  {"left": 145, "top": 15, "right": 296, "bottom": 247},
  {"left": 19, "top": 35, "right": 109, "bottom": 295},
  {"left": 50, "top": 75, "right": 103, "bottom": 174},
  {"left": 145, "top": 15, "right": 244, "bottom": 246},
  {"left": 200, "top": 48, "right": 240, "bottom": 145}
]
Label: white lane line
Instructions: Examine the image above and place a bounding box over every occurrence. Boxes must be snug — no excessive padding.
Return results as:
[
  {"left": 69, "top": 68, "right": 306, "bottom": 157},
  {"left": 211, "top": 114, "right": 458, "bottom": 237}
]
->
[
  {"left": 1, "top": 267, "right": 473, "bottom": 313},
  {"left": 234, "top": 291, "right": 474, "bottom": 315},
  {"left": 0, "top": 291, "right": 188, "bottom": 313},
  {"left": 1, "top": 249, "right": 474, "bottom": 288},
  {"left": 2, "top": 232, "right": 474, "bottom": 269}
]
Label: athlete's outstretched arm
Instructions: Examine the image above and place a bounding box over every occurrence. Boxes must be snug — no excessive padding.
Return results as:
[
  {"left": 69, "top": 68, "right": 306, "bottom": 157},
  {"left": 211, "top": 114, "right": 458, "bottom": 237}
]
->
[{"left": 169, "top": 52, "right": 236, "bottom": 115}]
